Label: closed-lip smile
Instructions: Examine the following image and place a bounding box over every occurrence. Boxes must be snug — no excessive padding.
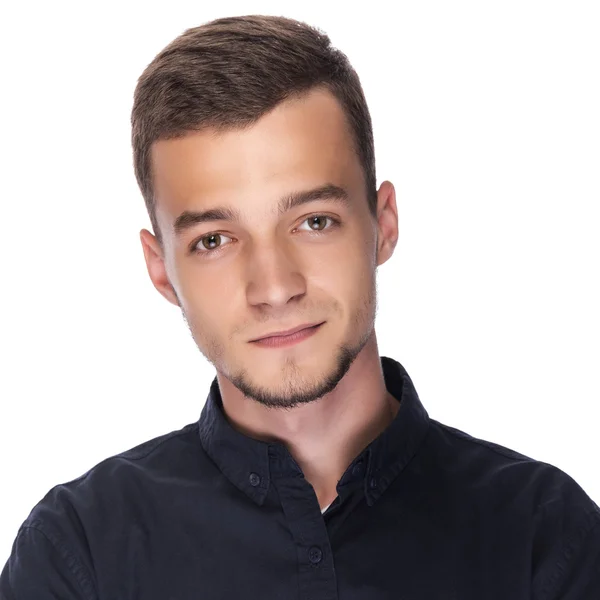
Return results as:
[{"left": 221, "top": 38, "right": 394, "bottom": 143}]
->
[{"left": 250, "top": 322, "right": 324, "bottom": 342}]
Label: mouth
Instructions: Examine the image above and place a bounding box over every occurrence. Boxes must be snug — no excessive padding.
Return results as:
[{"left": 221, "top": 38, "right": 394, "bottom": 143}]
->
[{"left": 249, "top": 322, "right": 325, "bottom": 348}]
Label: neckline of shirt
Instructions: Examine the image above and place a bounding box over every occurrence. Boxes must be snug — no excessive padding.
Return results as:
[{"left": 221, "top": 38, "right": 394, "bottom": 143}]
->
[{"left": 197, "top": 355, "right": 430, "bottom": 509}]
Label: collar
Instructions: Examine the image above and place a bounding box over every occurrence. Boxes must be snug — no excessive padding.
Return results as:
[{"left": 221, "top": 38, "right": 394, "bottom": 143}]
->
[{"left": 198, "top": 356, "right": 430, "bottom": 508}]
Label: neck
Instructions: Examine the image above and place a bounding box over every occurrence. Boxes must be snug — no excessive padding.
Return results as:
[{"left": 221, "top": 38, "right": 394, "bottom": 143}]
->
[{"left": 217, "top": 339, "right": 400, "bottom": 510}]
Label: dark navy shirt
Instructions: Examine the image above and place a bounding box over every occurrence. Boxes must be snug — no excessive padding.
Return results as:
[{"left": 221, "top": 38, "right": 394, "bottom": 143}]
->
[{"left": 2, "top": 356, "right": 599, "bottom": 599}]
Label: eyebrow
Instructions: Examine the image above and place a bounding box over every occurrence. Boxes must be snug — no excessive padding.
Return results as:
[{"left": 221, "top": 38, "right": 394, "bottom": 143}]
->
[{"left": 173, "top": 183, "right": 351, "bottom": 237}]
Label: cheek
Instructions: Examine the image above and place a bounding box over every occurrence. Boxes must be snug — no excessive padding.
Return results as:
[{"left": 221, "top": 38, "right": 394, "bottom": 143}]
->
[
  {"left": 177, "top": 270, "right": 235, "bottom": 330},
  {"left": 344, "top": 248, "right": 377, "bottom": 318},
  {"left": 315, "top": 247, "right": 375, "bottom": 311}
]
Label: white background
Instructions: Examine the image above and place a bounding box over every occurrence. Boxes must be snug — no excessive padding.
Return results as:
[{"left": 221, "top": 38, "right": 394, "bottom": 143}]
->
[{"left": 1, "top": 0, "right": 598, "bottom": 561}]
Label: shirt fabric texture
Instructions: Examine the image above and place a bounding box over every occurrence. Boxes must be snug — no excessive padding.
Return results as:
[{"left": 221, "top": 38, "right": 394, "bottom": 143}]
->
[{"left": 2, "top": 355, "right": 599, "bottom": 599}]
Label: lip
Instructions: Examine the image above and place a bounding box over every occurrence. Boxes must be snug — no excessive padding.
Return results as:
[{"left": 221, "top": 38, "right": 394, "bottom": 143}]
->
[
  {"left": 250, "top": 322, "right": 325, "bottom": 342},
  {"left": 250, "top": 322, "right": 324, "bottom": 348}
]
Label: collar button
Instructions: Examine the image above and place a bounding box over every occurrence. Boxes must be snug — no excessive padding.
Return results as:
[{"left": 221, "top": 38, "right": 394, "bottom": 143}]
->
[
  {"left": 352, "top": 461, "right": 364, "bottom": 477},
  {"left": 249, "top": 472, "right": 261, "bottom": 487}
]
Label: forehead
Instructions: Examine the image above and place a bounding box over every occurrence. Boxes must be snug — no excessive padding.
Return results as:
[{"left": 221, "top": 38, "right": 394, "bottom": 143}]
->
[{"left": 151, "top": 88, "right": 364, "bottom": 224}]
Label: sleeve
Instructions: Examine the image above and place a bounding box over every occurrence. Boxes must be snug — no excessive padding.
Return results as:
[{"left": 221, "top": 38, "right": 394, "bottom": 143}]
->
[
  {"left": 538, "top": 507, "right": 600, "bottom": 600},
  {"left": 531, "top": 462, "right": 600, "bottom": 600},
  {"left": 0, "top": 522, "right": 97, "bottom": 600}
]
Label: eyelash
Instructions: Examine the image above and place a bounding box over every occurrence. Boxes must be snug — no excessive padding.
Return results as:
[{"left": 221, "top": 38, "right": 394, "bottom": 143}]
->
[{"left": 190, "top": 214, "right": 341, "bottom": 257}]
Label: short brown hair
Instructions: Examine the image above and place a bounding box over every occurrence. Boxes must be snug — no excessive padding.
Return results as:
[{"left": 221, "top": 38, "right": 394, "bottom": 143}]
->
[{"left": 131, "top": 14, "right": 377, "bottom": 247}]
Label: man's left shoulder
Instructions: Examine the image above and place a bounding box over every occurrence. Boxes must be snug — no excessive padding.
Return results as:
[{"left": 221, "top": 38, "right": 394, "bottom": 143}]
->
[
  {"left": 428, "top": 418, "right": 599, "bottom": 515},
  {"left": 425, "top": 420, "right": 600, "bottom": 597}
]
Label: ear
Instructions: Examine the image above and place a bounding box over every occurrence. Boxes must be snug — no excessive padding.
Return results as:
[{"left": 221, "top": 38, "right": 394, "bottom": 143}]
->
[
  {"left": 375, "top": 181, "right": 399, "bottom": 267},
  {"left": 139, "top": 229, "right": 181, "bottom": 307}
]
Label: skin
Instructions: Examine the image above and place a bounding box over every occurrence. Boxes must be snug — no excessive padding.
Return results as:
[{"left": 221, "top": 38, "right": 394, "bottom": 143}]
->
[{"left": 140, "top": 87, "right": 399, "bottom": 510}]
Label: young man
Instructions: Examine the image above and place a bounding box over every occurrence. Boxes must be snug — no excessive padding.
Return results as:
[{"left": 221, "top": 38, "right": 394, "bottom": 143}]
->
[{"left": 2, "top": 14, "right": 598, "bottom": 600}]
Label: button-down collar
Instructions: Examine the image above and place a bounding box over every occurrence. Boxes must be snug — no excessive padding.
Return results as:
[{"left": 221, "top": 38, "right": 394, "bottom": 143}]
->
[{"left": 198, "top": 355, "right": 430, "bottom": 508}]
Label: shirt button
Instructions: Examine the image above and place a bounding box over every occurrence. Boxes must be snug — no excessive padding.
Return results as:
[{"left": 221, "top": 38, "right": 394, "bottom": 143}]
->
[
  {"left": 352, "top": 461, "right": 364, "bottom": 477},
  {"left": 249, "top": 472, "right": 261, "bottom": 487},
  {"left": 369, "top": 477, "right": 378, "bottom": 489},
  {"left": 308, "top": 546, "right": 323, "bottom": 564}
]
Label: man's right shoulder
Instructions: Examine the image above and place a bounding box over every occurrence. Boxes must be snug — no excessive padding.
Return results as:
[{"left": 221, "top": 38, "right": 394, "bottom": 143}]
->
[
  {"left": 22, "top": 420, "right": 207, "bottom": 532},
  {"left": 2, "top": 422, "right": 210, "bottom": 599}
]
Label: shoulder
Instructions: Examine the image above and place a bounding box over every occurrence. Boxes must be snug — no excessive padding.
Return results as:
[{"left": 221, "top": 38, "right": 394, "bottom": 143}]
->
[
  {"left": 4, "top": 422, "right": 203, "bottom": 597},
  {"left": 22, "top": 421, "right": 202, "bottom": 534},
  {"left": 424, "top": 418, "right": 599, "bottom": 516},
  {"left": 424, "top": 419, "right": 600, "bottom": 596}
]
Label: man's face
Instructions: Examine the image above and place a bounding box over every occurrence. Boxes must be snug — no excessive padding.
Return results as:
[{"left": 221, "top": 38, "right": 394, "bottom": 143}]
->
[{"left": 145, "top": 87, "right": 393, "bottom": 409}]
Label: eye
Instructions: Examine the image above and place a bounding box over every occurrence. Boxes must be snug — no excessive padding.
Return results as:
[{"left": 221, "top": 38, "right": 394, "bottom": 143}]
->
[
  {"left": 191, "top": 232, "right": 234, "bottom": 255},
  {"left": 296, "top": 214, "right": 340, "bottom": 233}
]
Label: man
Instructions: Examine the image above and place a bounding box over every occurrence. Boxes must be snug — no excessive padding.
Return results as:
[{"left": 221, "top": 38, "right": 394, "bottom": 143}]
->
[{"left": 1, "top": 13, "right": 598, "bottom": 599}]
